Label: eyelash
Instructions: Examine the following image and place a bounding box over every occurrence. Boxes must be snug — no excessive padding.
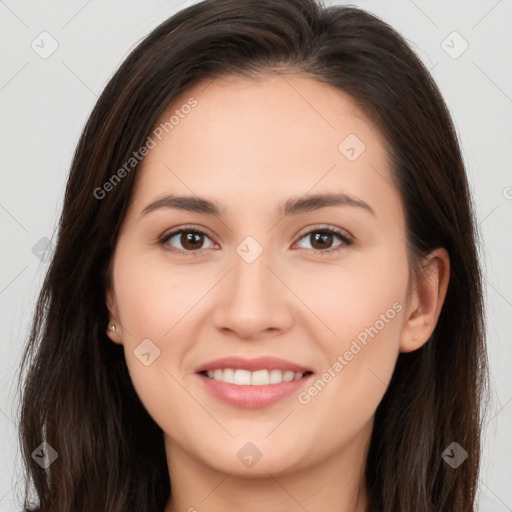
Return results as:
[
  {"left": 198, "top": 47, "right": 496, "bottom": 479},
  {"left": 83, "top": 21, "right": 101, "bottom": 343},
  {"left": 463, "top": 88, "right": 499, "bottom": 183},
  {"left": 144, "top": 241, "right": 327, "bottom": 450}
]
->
[{"left": 158, "top": 224, "right": 353, "bottom": 257}]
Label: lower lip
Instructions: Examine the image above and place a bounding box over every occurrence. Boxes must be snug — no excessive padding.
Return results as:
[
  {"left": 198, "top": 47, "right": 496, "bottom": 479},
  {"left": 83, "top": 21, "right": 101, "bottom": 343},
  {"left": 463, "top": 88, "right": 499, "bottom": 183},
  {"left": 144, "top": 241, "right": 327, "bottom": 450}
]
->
[{"left": 198, "top": 373, "right": 313, "bottom": 408}]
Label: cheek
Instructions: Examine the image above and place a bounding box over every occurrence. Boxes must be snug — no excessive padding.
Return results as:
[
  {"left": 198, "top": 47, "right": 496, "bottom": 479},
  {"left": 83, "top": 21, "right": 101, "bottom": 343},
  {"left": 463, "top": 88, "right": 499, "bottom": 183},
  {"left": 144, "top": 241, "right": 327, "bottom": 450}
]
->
[
  {"left": 295, "top": 250, "right": 408, "bottom": 417},
  {"left": 113, "top": 265, "right": 200, "bottom": 435},
  {"left": 303, "top": 247, "right": 408, "bottom": 351},
  {"left": 113, "top": 248, "right": 209, "bottom": 340},
  {"left": 110, "top": 248, "right": 205, "bottom": 407}
]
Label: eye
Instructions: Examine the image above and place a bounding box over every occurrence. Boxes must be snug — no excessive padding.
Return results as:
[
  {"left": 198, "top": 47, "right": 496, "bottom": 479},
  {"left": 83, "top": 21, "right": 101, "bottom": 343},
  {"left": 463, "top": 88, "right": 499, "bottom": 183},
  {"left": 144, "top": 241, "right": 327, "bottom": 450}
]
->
[
  {"left": 158, "top": 224, "right": 352, "bottom": 256},
  {"left": 159, "top": 225, "right": 217, "bottom": 254},
  {"left": 295, "top": 226, "right": 352, "bottom": 254}
]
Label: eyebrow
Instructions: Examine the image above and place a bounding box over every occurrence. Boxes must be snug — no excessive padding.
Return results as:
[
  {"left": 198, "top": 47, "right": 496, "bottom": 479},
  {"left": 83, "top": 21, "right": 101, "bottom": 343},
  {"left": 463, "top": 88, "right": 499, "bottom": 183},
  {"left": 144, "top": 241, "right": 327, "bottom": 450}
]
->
[{"left": 140, "top": 192, "right": 376, "bottom": 218}]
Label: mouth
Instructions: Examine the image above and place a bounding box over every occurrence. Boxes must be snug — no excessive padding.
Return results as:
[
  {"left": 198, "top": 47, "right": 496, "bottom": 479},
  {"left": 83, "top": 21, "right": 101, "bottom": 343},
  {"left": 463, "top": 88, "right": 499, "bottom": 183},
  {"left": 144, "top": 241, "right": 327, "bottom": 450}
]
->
[
  {"left": 201, "top": 368, "right": 312, "bottom": 385},
  {"left": 195, "top": 356, "right": 314, "bottom": 408}
]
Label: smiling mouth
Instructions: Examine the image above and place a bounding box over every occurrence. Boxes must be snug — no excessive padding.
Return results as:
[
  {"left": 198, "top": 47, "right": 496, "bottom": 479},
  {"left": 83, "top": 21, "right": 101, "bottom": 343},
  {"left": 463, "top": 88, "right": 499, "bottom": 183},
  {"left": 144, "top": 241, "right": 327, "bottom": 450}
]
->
[{"left": 200, "top": 368, "right": 313, "bottom": 386}]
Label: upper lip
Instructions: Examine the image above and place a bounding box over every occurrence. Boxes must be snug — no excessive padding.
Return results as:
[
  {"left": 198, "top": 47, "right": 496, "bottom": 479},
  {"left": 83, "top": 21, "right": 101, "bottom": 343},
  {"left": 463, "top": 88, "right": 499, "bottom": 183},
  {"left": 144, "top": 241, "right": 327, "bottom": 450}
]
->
[{"left": 196, "top": 356, "right": 313, "bottom": 374}]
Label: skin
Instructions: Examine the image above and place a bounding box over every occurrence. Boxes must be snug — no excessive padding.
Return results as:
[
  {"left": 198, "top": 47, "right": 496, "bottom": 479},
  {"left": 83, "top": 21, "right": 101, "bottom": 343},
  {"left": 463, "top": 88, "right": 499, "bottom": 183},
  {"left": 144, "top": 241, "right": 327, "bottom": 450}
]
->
[{"left": 106, "top": 73, "right": 449, "bottom": 512}]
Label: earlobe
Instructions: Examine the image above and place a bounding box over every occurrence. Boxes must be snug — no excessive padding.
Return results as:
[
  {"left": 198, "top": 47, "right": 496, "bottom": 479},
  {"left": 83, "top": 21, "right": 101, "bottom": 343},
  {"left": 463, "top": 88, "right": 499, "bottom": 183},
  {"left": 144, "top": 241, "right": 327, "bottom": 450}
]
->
[
  {"left": 105, "top": 288, "right": 123, "bottom": 345},
  {"left": 400, "top": 248, "right": 450, "bottom": 353}
]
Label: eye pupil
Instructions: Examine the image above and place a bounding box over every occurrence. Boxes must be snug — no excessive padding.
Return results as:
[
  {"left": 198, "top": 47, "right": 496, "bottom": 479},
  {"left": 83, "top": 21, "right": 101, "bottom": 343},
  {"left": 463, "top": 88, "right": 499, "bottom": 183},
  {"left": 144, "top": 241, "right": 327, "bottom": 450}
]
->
[
  {"left": 182, "top": 232, "right": 203, "bottom": 250},
  {"left": 311, "top": 232, "right": 333, "bottom": 249}
]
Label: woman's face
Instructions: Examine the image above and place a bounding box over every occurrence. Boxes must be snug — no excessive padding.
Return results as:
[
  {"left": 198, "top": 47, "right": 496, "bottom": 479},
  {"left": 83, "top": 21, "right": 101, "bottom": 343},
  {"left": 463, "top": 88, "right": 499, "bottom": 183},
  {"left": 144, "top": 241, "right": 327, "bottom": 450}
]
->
[{"left": 106, "top": 74, "right": 416, "bottom": 476}]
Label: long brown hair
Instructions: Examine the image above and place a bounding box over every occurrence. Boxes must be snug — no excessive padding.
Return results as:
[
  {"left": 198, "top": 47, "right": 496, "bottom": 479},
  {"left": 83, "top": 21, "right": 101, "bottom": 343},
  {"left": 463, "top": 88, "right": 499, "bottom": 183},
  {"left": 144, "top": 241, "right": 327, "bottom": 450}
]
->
[{"left": 17, "top": 1, "right": 488, "bottom": 511}]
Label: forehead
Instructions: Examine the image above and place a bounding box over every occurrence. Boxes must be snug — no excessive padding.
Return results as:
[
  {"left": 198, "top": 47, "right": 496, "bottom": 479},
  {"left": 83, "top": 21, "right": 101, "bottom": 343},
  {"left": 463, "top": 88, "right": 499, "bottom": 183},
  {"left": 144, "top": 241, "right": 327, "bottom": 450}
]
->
[
  {"left": 128, "top": 73, "right": 398, "bottom": 222},
  {"left": 155, "top": 73, "right": 378, "bottom": 152}
]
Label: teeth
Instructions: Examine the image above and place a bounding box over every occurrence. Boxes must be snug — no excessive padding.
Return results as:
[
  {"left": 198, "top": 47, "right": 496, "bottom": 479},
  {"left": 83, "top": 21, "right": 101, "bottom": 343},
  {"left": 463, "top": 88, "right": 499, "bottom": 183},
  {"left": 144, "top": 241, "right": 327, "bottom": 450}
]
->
[
  {"left": 269, "top": 369, "right": 282, "bottom": 384},
  {"left": 283, "top": 371, "right": 295, "bottom": 382},
  {"left": 205, "top": 368, "right": 305, "bottom": 385},
  {"left": 234, "top": 369, "right": 251, "bottom": 385},
  {"left": 251, "top": 369, "right": 269, "bottom": 385},
  {"left": 223, "top": 368, "right": 234, "bottom": 384}
]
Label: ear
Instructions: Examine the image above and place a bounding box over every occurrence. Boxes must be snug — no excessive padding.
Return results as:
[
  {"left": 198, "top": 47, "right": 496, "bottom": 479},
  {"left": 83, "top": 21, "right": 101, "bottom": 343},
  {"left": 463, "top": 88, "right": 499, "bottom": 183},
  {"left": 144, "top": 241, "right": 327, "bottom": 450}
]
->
[
  {"left": 400, "top": 248, "right": 450, "bottom": 353},
  {"left": 105, "top": 286, "right": 123, "bottom": 345}
]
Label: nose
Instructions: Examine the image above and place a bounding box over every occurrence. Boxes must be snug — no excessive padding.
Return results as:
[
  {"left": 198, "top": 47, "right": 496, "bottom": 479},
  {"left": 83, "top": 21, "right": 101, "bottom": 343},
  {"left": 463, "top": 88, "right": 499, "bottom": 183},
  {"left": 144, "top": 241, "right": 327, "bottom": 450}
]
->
[{"left": 212, "top": 244, "right": 294, "bottom": 340}]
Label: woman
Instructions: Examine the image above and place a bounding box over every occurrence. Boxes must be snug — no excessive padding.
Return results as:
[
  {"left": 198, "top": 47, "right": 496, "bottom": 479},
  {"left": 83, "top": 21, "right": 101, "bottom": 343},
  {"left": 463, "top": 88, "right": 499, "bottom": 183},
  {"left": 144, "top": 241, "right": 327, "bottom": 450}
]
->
[{"left": 17, "top": 0, "right": 488, "bottom": 511}]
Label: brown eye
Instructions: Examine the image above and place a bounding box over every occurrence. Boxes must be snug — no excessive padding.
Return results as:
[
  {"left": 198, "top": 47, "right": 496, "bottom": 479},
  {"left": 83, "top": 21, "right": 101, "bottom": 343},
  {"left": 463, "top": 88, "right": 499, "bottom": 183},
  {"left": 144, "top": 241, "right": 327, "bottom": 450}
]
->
[
  {"left": 310, "top": 232, "right": 335, "bottom": 250},
  {"left": 296, "top": 228, "right": 352, "bottom": 253},
  {"left": 181, "top": 232, "right": 205, "bottom": 250},
  {"left": 161, "top": 228, "right": 216, "bottom": 252}
]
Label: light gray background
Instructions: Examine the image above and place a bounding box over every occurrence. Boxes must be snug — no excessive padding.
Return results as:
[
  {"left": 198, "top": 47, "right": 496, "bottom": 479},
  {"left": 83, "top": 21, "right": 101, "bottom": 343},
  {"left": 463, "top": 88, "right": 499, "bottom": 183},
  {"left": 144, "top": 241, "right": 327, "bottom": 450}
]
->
[{"left": 1, "top": 1, "right": 511, "bottom": 510}]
